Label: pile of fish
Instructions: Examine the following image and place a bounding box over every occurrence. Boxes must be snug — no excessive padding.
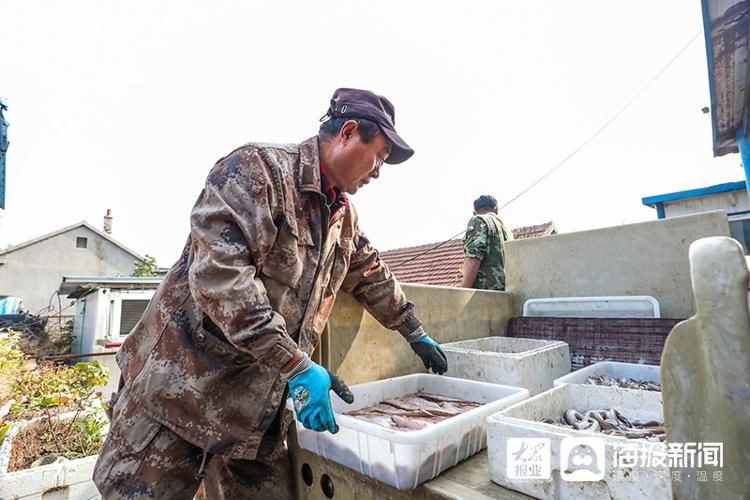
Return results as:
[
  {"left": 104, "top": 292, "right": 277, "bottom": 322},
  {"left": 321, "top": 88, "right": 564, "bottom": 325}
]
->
[
  {"left": 346, "top": 392, "right": 481, "bottom": 431},
  {"left": 586, "top": 374, "right": 661, "bottom": 392},
  {"left": 542, "top": 408, "right": 666, "bottom": 442}
]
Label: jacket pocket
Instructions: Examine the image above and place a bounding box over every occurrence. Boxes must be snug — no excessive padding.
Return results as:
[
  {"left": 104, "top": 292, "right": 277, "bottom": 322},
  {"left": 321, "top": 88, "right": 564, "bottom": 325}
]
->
[
  {"left": 261, "top": 213, "right": 307, "bottom": 288},
  {"left": 328, "top": 237, "right": 355, "bottom": 293},
  {"left": 109, "top": 383, "right": 163, "bottom": 453},
  {"left": 313, "top": 238, "right": 355, "bottom": 334},
  {"left": 94, "top": 394, "right": 162, "bottom": 488},
  {"left": 195, "top": 320, "right": 256, "bottom": 366}
]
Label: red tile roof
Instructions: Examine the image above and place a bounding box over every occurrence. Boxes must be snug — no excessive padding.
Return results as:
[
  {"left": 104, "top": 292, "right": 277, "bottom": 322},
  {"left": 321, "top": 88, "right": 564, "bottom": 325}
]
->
[
  {"left": 381, "top": 238, "right": 466, "bottom": 287},
  {"left": 512, "top": 221, "right": 557, "bottom": 240},
  {"left": 380, "top": 222, "right": 557, "bottom": 287}
]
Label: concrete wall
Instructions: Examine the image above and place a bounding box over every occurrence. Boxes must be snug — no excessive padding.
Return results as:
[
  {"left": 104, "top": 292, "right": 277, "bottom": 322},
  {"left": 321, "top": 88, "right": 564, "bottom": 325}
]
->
[
  {"left": 505, "top": 211, "right": 731, "bottom": 319},
  {"left": 322, "top": 283, "right": 514, "bottom": 384},
  {"left": 0, "top": 226, "right": 139, "bottom": 313}
]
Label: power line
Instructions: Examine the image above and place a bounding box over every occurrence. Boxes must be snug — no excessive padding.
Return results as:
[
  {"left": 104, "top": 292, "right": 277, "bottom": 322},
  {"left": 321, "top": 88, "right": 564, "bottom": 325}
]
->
[
  {"left": 390, "top": 31, "right": 701, "bottom": 272},
  {"left": 498, "top": 31, "right": 701, "bottom": 211}
]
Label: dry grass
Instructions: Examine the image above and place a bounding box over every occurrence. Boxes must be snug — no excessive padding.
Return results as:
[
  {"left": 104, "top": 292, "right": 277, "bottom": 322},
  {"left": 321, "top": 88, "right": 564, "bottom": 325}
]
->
[
  {"left": 8, "top": 416, "right": 103, "bottom": 472},
  {"left": 0, "top": 377, "right": 13, "bottom": 408}
]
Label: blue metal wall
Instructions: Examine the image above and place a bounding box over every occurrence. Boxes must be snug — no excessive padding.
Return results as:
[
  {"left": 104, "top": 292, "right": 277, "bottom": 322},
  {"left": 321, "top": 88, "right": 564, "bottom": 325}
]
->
[{"left": 0, "top": 99, "right": 7, "bottom": 210}]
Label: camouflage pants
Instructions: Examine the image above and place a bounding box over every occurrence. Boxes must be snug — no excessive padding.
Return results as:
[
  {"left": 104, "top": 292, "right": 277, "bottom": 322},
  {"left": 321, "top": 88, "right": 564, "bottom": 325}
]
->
[{"left": 94, "top": 389, "right": 294, "bottom": 500}]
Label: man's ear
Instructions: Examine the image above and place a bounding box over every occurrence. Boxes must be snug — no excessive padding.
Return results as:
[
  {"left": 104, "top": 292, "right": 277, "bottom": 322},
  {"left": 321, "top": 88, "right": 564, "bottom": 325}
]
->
[
  {"left": 339, "top": 120, "right": 360, "bottom": 142},
  {"left": 493, "top": 208, "right": 499, "bottom": 215}
]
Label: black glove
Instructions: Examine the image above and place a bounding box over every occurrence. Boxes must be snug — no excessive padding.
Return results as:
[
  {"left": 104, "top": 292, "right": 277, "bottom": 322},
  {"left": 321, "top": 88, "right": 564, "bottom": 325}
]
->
[
  {"left": 326, "top": 368, "right": 354, "bottom": 433},
  {"left": 327, "top": 368, "right": 354, "bottom": 404},
  {"left": 408, "top": 328, "right": 448, "bottom": 375}
]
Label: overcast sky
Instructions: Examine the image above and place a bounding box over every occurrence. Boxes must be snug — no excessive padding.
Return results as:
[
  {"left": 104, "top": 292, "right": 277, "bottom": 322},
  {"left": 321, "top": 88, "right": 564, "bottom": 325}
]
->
[{"left": 0, "top": 1, "right": 742, "bottom": 266}]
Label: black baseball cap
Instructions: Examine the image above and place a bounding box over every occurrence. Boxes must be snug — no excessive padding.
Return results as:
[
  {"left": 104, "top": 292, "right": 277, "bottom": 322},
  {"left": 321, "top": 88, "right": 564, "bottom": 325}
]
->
[{"left": 321, "top": 88, "right": 414, "bottom": 164}]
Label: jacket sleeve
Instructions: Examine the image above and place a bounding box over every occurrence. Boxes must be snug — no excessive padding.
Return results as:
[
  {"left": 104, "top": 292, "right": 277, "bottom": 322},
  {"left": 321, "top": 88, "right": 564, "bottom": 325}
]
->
[
  {"left": 340, "top": 227, "right": 423, "bottom": 337},
  {"left": 187, "top": 149, "right": 298, "bottom": 369},
  {"left": 463, "top": 216, "right": 489, "bottom": 260}
]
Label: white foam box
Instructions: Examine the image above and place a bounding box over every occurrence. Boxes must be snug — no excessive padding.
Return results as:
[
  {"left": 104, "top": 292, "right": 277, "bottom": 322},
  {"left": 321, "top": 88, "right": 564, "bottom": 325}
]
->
[
  {"left": 442, "top": 337, "right": 571, "bottom": 395},
  {"left": 287, "top": 373, "right": 529, "bottom": 490},
  {"left": 523, "top": 296, "right": 660, "bottom": 318},
  {"left": 554, "top": 361, "right": 660, "bottom": 390},
  {"left": 0, "top": 413, "right": 104, "bottom": 500},
  {"left": 487, "top": 384, "right": 671, "bottom": 499}
]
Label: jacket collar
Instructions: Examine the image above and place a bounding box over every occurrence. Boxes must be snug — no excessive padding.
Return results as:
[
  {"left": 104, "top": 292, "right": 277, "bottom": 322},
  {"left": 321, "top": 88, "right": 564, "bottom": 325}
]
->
[{"left": 298, "top": 136, "right": 323, "bottom": 193}]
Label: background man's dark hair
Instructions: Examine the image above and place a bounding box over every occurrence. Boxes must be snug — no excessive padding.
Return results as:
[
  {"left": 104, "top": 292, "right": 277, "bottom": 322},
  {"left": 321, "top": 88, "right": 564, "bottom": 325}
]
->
[
  {"left": 474, "top": 195, "right": 498, "bottom": 212},
  {"left": 319, "top": 117, "right": 381, "bottom": 144}
]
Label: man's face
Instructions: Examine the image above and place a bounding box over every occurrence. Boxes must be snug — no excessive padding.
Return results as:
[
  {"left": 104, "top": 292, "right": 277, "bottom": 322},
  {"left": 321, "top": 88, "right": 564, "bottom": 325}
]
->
[{"left": 328, "top": 121, "right": 392, "bottom": 194}]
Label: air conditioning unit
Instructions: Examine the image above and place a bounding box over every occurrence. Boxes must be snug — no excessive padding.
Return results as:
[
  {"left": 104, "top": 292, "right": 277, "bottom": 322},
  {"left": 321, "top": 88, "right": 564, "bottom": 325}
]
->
[{"left": 73, "top": 288, "right": 155, "bottom": 356}]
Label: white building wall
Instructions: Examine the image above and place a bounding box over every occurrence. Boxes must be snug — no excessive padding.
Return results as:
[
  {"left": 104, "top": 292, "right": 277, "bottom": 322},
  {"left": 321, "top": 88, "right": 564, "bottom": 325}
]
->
[
  {"left": 74, "top": 289, "right": 109, "bottom": 355},
  {"left": 663, "top": 190, "right": 750, "bottom": 218},
  {"left": 0, "top": 226, "right": 140, "bottom": 314}
]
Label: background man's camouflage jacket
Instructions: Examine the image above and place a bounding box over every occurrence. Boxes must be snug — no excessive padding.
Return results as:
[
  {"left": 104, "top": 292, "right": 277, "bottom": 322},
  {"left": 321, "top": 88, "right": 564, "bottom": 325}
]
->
[
  {"left": 463, "top": 213, "right": 512, "bottom": 291},
  {"left": 115, "top": 137, "right": 422, "bottom": 460}
]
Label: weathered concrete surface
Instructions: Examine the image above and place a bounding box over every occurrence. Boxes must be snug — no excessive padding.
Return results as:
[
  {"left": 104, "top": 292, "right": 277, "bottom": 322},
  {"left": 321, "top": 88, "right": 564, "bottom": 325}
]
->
[
  {"left": 505, "top": 211, "right": 730, "bottom": 319},
  {"left": 323, "top": 284, "right": 513, "bottom": 385},
  {"left": 662, "top": 236, "right": 750, "bottom": 499}
]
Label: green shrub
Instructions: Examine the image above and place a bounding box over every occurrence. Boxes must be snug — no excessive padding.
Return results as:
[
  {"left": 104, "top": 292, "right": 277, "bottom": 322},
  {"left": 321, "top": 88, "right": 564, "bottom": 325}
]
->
[{"left": 10, "top": 360, "right": 109, "bottom": 420}]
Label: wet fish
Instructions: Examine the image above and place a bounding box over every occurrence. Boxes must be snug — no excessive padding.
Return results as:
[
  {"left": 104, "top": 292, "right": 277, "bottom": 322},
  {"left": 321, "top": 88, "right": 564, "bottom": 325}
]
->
[
  {"left": 542, "top": 407, "right": 666, "bottom": 441},
  {"left": 417, "top": 393, "right": 472, "bottom": 404},
  {"left": 390, "top": 415, "right": 428, "bottom": 430},
  {"left": 586, "top": 374, "right": 661, "bottom": 392},
  {"left": 346, "top": 392, "right": 481, "bottom": 432}
]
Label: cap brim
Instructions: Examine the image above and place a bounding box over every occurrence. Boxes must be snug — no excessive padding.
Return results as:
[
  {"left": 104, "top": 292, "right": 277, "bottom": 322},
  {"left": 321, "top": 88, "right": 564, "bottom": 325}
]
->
[{"left": 381, "top": 126, "right": 414, "bottom": 164}]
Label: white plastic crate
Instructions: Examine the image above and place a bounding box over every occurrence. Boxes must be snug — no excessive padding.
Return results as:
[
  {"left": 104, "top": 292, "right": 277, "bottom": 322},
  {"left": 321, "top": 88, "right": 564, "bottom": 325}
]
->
[
  {"left": 554, "top": 361, "right": 660, "bottom": 390},
  {"left": 443, "top": 337, "right": 571, "bottom": 395},
  {"left": 487, "top": 384, "right": 670, "bottom": 499},
  {"left": 288, "top": 373, "right": 528, "bottom": 490},
  {"left": 523, "top": 296, "right": 661, "bottom": 318}
]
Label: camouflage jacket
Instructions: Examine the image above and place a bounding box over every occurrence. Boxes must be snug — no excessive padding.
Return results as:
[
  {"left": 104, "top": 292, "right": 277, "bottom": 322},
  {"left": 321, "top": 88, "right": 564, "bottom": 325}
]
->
[
  {"left": 116, "top": 137, "right": 422, "bottom": 459},
  {"left": 463, "top": 213, "right": 512, "bottom": 291}
]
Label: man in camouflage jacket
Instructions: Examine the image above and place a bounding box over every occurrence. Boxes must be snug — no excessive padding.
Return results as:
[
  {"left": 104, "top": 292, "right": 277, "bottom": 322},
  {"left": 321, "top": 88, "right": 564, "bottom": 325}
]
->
[
  {"left": 461, "top": 195, "right": 513, "bottom": 291},
  {"left": 93, "top": 88, "right": 448, "bottom": 499}
]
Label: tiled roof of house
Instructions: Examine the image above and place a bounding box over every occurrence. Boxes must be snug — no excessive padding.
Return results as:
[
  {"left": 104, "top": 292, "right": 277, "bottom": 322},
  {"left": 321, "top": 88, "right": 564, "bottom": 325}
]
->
[
  {"left": 511, "top": 221, "right": 557, "bottom": 240},
  {"left": 380, "top": 238, "right": 466, "bottom": 287},
  {"left": 379, "top": 222, "right": 557, "bottom": 287}
]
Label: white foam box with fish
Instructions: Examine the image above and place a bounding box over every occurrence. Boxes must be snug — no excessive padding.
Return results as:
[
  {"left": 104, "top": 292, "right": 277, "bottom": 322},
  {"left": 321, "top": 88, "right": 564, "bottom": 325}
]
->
[
  {"left": 287, "top": 373, "right": 528, "bottom": 490},
  {"left": 442, "top": 337, "right": 571, "bottom": 395},
  {"left": 553, "top": 361, "right": 660, "bottom": 389},
  {"left": 486, "top": 384, "right": 670, "bottom": 499}
]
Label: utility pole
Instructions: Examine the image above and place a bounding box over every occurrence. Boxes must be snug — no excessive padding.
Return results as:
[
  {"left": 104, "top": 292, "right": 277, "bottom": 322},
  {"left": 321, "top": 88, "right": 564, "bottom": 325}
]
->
[{"left": 0, "top": 98, "right": 8, "bottom": 210}]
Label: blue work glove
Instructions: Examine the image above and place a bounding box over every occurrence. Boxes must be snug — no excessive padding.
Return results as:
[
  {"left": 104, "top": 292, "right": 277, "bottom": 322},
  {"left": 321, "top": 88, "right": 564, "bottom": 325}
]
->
[
  {"left": 407, "top": 327, "right": 448, "bottom": 375},
  {"left": 286, "top": 354, "right": 354, "bottom": 433}
]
